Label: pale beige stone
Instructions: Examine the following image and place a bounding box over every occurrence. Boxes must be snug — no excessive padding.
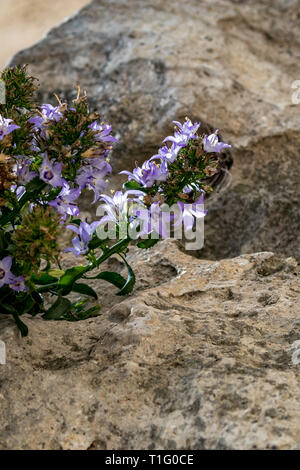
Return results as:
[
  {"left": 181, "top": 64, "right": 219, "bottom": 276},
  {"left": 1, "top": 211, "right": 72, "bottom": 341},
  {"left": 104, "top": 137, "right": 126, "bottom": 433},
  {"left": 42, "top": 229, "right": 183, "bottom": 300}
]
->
[{"left": 0, "top": 240, "right": 299, "bottom": 449}]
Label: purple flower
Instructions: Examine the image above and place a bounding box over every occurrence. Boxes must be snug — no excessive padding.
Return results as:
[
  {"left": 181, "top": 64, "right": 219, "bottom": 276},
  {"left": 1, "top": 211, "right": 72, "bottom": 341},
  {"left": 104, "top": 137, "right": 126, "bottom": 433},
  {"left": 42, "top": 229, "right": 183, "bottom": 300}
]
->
[
  {"left": 29, "top": 116, "right": 44, "bottom": 130},
  {"left": 64, "top": 221, "right": 101, "bottom": 257},
  {"left": 173, "top": 119, "right": 200, "bottom": 138},
  {"left": 163, "top": 119, "right": 200, "bottom": 147},
  {"left": 120, "top": 159, "right": 168, "bottom": 188},
  {"left": 89, "top": 121, "right": 118, "bottom": 143},
  {"left": 150, "top": 143, "right": 180, "bottom": 164},
  {"left": 76, "top": 158, "right": 112, "bottom": 203},
  {"left": 30, "top": 104, "right": 64, "bottom": 149},
  {"left": 16, "top": 157, "right": 37, "bottom": 185},
  {"left": 0, "top": 256, "right": 27, "bottom": 291},
  {"left": 0, "top": 256, "right": 14, "bottom": 287},
  {"left": 39, "top": 153, "right": 67, "bottom": 188},
  {"left": 30, "top": 104, "right": 63, "bottom": 131},
  {"left": 48, "top": 184, "right": 81, "bottom": 220},
  {"left": 98, "top": 190, "right": 145, "bottom": 227},
  {"left": 203, "top": 130, "right": 231, "bottom": 153},
  {"left": 9, "top": 276, "right": 28, "bottom": 292},
  {"left": 0, "top": 115, "right": 20, "bottom": 140},
  {"left": 40, "top": 104, "right": 64, "bottom": 122}
]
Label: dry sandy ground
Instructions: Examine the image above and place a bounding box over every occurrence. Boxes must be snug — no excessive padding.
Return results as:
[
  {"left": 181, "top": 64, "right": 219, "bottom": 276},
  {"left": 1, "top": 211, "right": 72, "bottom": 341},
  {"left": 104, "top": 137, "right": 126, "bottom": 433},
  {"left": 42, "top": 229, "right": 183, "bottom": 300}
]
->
[{"left": 0, "top": 0, "right": 90, "bottom": 69}]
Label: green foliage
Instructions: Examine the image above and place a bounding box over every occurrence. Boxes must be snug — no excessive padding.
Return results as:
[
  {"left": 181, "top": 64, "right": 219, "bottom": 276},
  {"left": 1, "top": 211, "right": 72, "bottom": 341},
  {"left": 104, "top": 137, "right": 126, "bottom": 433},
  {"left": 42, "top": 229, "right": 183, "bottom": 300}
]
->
[{"left": 0, "top": 65, "right": 38, "bottom": 113}]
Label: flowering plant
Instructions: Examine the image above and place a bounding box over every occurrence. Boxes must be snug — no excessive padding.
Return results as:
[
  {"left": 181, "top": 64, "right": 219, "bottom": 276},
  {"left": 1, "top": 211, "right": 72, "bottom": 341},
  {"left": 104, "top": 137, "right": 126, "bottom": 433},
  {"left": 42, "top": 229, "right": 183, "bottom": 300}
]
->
[{"left": 0, "top": 66, "right": 231, "bottom": 336}]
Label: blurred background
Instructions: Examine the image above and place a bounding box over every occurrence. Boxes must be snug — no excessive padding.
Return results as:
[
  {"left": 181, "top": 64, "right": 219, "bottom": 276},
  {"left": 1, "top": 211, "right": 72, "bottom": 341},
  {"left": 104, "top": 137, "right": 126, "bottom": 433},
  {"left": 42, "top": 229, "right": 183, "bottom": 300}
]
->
[{"left": 0, "top": 0, "right": 89, "bottom": 68}]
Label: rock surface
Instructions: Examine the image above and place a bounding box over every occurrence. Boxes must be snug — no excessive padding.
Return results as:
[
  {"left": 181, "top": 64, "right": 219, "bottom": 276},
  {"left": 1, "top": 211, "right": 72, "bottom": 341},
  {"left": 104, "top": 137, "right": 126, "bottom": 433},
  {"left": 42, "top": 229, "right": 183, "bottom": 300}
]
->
[
  {"left": 0, "top": 240, "right": 299, "bottom": 450},
  {"left": 9, "top": 0, "right": 300, "bottom": 261}
]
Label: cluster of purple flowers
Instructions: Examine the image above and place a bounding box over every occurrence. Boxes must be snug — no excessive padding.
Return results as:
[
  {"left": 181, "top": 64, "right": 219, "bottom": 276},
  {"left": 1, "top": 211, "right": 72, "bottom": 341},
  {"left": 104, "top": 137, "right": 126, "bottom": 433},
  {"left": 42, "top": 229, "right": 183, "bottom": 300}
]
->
[
  {"left": 96, "top": 119, "right": 230, "bottom": 239},
  {"left": 2, "top": 65, "right": 237, "bottom": 334},
  {"left": 0, "top": 256, "right": 27, "bottom": 292},
  {"left": 119, "top": 119, "right": 230, "bottom": 189},
  {"left": 0, "top": 104, "right": 118, "bottom": 280},
  {"left": 1, "top": 101, "right": 231, "bottom": 290},
  {"left": 24, "top": 106, "right": 116, "bottom": 213},
  {"left": 120, "top": 119, "right": 201, "bottom": 188},
  {"left": 16, "top": 106, "right": 117, "bottom": 219}
]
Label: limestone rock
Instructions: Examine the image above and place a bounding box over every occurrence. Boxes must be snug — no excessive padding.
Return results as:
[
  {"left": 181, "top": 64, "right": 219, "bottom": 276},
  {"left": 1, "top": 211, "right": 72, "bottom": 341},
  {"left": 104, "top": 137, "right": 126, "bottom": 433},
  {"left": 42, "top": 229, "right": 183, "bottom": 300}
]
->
[
  {"left": 0, "top": 240, "right": 299, "bottom": 449},
  {"left": 9, "top": 0, "right": 300, "bottom": 260}
]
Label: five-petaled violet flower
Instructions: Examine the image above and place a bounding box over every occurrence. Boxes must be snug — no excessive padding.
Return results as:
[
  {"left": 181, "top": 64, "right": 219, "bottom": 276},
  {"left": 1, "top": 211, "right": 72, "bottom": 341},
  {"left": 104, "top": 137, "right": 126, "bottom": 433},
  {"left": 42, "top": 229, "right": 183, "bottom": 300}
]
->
[
  {"left": 203, "top": 130, "right": 231, "bottom": 153},
  {"left": 0, "top": 115, "right": 20, "bottom": 140},
  {"left": 39, "top": 153, "right": 67, "bottom": 188},
  {"left": 65, "top": 221, "right": 101, "bottom": 257},
  {"left": 0, "top": 256, "right": 14, "bottom": 287},
  {"left": 48, "top": 184, "right": 81, "bottom": 220}
]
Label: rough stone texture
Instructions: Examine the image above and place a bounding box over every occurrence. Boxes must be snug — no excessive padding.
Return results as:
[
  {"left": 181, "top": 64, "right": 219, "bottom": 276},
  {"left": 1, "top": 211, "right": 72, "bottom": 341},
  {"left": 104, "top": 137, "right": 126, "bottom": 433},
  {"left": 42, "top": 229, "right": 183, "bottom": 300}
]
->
[
  {"left": 9, "top": 0, "right": 300, "bottom": 261},
  {"left": 0, "top": 240, "right": 299, "bottom": 450}
]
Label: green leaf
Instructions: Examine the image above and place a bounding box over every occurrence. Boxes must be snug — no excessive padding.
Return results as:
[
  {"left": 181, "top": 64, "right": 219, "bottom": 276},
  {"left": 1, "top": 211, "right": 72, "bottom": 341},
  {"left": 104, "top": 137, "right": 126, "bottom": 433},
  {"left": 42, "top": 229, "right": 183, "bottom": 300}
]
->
[
  {"left": 31, "top": 273, "right": 58, "bottom": 285},
  {"left": 123, "top": 181, "right": 143, "bottom": 190},
  {"left": 87, "top": 271, "right": 127, "bottom": 289},
  {"left": 22, "top": 295, "right": 35, "bottom": 314},
  {"left": 42, "top": 296, "right": 72, "bottom": 320},
  {"left": 71, "top": 282, "right": 98, "bottom": 299},
  {"left": 57, "top": 265, "right": 89, "bottom": 295},
  {"left": 64, "top": 304, "right": 101, "bottom": 322},
  {"left": 136, "top": 238, "right": 159, "bottom": 249},
  {"left": 1, "top": 303, "right": 29, "bottom": 336},
  {"left": 117, "top": 256, "right": 135, "bottom": 296},
  {"left": 76, "top": 305, "right": 101, "bottom": 320}
]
